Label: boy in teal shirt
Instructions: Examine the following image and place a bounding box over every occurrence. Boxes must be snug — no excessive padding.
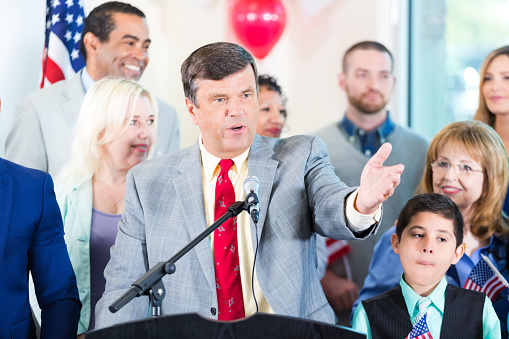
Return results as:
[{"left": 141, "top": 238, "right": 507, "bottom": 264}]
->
[{"left": 352, "top": 193, "right": 500, "bottom": 338}]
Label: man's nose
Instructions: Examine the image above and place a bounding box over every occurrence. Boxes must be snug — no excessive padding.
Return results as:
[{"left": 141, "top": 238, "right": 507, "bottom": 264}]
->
[{"left": 227, "top": 97, "right": 243, "bottom": 116}]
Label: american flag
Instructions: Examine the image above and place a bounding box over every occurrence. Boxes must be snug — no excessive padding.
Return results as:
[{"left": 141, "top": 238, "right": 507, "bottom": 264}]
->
[
  {"left": 463, "top": 258, "right": 506, "bottom": 300},
  {"left": 325, "top": 238, "right": 350, "bottom": 265},
  {"left": 406, "top": 313, "right": 433, "bottom": 339},
  {"left": 41, "top": 0, "right": 86, "bottom": 88}
]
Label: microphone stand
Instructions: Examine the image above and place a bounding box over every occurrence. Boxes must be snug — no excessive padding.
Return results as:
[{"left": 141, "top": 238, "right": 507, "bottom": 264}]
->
[{"left": 109, "top": 200, "right": 250, "bottom": 315}]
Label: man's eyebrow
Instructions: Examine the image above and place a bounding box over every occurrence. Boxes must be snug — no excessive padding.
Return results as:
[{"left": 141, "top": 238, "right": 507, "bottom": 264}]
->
[
  {"left": 122, "top": 35, "right": 151, "bottom": 44},
  {"left": 207, "top": 92, "right": 227, "bottom": 99}
]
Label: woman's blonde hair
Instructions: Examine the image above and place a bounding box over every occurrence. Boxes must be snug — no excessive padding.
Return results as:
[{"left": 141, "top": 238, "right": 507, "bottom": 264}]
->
[
  {"left": 418, "top": 120, "right": 509, "bottom": 239},
  {"left": 56, "top": 78, "right": 158, "bottom": 195},
  {"left": 474, "top": 45, "right": 509, "bottom": 127}
]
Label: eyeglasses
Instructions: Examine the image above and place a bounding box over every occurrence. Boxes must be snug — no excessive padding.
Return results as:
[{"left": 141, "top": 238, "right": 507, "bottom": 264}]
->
[{"left": 431, "top": 161, "right": 483, "bottom": 176}]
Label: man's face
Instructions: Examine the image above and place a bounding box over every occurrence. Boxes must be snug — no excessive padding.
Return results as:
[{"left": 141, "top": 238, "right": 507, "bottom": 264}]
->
[
  {"left": 392, "top": 212, "right": 464, "bottom": 296},
  {"left": 340, "top": 49, "right": 395, "bottom": 114},
  {"left": 93, "top": 13, "right": 150, "bottom": 80},
  {"left": 186, "top": 66, "right": 259, "bottom": 159}
]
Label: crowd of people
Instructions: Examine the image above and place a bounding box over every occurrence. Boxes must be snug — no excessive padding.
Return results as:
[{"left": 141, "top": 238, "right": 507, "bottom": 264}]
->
[{"left": 2, "top": 1, "right": 509, "bottom": 339}]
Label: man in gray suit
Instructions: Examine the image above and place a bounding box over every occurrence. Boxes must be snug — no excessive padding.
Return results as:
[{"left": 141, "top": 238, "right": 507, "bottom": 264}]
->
[
  {"left": 95, "top": 42, "right": 403, "bottom": 327},
  {"left": 5, "top": 2, "right": 180, "bottom": 177}
]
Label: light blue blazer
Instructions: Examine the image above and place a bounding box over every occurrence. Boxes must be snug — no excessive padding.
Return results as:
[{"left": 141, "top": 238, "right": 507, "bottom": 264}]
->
[{"left": 57, "top": 180, "right": 93, "bottom": 334}]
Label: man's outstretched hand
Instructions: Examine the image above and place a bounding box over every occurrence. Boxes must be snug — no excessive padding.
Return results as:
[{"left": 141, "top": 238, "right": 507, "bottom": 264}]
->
[{"left": 356, "top": 143, "right": 404, "bottom": 215}]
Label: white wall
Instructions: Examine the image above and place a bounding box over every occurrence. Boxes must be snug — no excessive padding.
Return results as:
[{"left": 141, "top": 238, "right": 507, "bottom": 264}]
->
[{"left": 0, "top": 0, "right": 404, "bottom": 156}]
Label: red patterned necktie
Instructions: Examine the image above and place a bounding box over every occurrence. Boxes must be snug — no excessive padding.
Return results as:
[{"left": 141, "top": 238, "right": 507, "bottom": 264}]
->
[{"left": 214, "top": 159, "right": 245, "bottom": 320}]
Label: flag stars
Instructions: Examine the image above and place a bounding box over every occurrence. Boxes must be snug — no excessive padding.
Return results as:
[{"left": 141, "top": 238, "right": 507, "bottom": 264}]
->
[
  {"left": 70, "top": 49, "right": 80, "bottom": 60},
  {"left": 73, "top": 32, "right": 81, "bottom": 44},
  {"left": 64, "top": 30, "right": 72, "bottom": 41},
  {"left": 51, "top": 13, "right": 60, "bottom": 25},
  {"left": 76, "top": 15, "right": 83, "bottom": 26},
  {"left": 65, "top": 13, "right": 73, "bottom": 24},
  {"left": 78, "top": 0, "right": 84, "bottom": 7},
  {"left": 46, "top": 20, "right": 51, "bottom": 30},
  {"left": 65, "top": 0, "right": 74, "bottom": 7},
  {"left": 52, "top": 0, "right": 61, "bottom": 8}
]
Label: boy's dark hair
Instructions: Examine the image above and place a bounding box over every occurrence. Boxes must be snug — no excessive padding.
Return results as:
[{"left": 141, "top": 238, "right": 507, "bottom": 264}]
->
[
  {"left": 181, "top": 42, "right": 258, "bottom": 107},
  {"left": 80, "top": 2, "right": 145, "bottom": 60},
  {"left": 396, "top": 193, "right": 464, "bottom": 247}
]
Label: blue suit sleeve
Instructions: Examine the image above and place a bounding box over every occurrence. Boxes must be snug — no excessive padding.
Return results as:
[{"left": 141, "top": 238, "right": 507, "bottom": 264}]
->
[{"left": 29, "top": 173, "right": 81, "bottom": 338}]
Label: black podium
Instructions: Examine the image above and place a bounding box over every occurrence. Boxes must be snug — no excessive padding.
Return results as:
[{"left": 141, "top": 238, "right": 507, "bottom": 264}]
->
[{"left": 86, "top": 312, "right": 366, "bottom": 338}]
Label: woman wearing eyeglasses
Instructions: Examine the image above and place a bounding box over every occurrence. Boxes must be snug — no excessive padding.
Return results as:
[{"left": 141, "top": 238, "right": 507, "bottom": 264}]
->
[{"left": 352, "top": 121, "right": 509, "bottom": 338}]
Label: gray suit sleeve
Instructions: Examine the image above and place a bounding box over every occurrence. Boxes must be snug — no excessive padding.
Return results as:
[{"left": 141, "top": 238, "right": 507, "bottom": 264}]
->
[
  {"left": 95, "top": 170, "right": 151, "bottom": 328},
  {"left": 155, "top": 99, "right": 180, "bottom": 156},
  {"left": 5, "top": 96, "right": 48, "bottom": 172},
  {"left": 315, "top": 234, "right": 328, "bottom": 279}
]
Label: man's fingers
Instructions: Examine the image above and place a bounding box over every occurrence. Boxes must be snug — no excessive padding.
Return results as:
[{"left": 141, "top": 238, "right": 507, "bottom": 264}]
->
[
  {"left": 388, "top": 163, "right": 404, "bottom": 175},
  {"left": 367, "top": 142, "right": 392, "bottom": 168}
]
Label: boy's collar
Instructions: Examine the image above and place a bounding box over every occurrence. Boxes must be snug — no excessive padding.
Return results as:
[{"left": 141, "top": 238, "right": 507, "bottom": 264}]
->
[{"left": 400, "top": 274, "right": 447, "bottom": 317}]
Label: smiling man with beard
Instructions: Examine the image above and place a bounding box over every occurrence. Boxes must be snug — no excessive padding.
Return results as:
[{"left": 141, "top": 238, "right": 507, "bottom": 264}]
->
[
  {"left": 313, "top": 41, "right": 429, "bottom": 324},
  {"left": 5, "top": 1, "right": 180, "bottom": 178}
]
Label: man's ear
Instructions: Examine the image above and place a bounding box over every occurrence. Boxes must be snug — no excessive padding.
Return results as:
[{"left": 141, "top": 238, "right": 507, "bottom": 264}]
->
[
  {"left": 391, "top": 232, "right": 400, "bottom": 255},
  {"left": 185, "top": 98, "right": 199, "bottom": 126},
  {"left": 451, "top": 243, "right": 465, "bottom": 265},
  {"left": 83, "top": 32, "right": 100, "bottom": 57},
  {"left": 338, "top": 72, "right": 346, "bottom": 91}
]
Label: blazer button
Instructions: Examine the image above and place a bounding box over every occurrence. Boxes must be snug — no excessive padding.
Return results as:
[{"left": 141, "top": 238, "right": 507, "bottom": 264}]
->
[{"left": 211, "top": 307, "right": 216, "bottom": 316}]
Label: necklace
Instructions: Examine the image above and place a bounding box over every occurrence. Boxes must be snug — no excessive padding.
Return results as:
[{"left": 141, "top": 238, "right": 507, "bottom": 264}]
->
[{"left": 93, "top": 178, "right": 125, "bottom": 214}]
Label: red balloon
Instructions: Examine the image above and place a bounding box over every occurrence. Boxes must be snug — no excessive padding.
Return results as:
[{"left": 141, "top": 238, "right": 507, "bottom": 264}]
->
[{"left": 230, "top": 0, "right": 287, "bottom": 59}]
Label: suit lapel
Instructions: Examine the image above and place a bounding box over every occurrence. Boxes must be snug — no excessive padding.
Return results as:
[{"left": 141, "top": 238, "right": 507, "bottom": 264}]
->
[
  {"left": 246, "top": 135, "right": 278, "bottom": 240},
  {"left": 61, "top": 70, "right": 86, "bottom": 126},
  {"left": 173, "top": 143, "right": 216, "bottom": 291},
  {"left": 0, "top": 159, "right": 14, "bottom": 266},
  {"left": 67, "top": 180, "right": 93, "bottom": 241}
]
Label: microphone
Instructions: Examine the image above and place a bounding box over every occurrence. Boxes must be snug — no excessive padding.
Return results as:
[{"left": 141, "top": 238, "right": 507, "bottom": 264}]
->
[{"left": 243, "top": 176, "right": 260, "bottom": 224}]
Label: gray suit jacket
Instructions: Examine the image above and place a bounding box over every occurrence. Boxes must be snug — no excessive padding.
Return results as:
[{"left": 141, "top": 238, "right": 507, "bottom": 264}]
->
[
  {"left": 95, "top": 134, "right": 379, "bottom": 327},
  {"left": 5, "top": 70, "right": 180, "bottom": 177}
]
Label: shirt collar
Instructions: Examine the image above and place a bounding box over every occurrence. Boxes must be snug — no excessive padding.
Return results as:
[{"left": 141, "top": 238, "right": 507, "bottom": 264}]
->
[
  {"left": 198, "top": 135, "right": 250, "bottom": 183},
  {"left": 400, "top": 274, "right": 447, "bottom": 317},
  {"left": 81, "top": 67, "right": 96, "bottom": 93},
  {"left": 339, "top": 111, "right": 395, "bottom": 141}
]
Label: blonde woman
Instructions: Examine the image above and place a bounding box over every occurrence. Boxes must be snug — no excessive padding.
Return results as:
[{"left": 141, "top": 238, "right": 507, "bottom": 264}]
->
[{"left": 57, "top": 78, "right": 157, "bottom": 334}]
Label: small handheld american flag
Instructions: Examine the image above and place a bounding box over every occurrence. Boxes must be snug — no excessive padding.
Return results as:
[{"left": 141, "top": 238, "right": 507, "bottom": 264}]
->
[
  {"left": 406, "top": 313, "right": 433, "bottom": 339},
  {"left": 325, "top": 238, "right": 350, "bottom": 266},
  {"left": 463, "top": 257, "right": 507, "bottom": 301}
]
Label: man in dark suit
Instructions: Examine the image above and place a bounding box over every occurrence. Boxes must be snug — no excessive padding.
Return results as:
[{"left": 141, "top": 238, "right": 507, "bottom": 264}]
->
[
  {"left": 95, "top": 42, "right": 403, "bottom": 327},
  {"left": 0, "top": 98, "right": 81, "bottom": 337}
]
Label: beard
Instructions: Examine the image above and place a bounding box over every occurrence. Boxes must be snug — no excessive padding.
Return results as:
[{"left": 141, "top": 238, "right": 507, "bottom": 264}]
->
[{"left": 347, "top": 90, "right": 388, "bottom": 114}]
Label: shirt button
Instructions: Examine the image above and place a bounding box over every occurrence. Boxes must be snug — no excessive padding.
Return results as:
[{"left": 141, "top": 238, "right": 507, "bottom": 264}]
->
[
  {"left": 211, "top": 307, "right": 217, "bottom": 315},
  {"left": 364, "top": 150, "right": 372, "bottom": 157},
  {"left": 358, "top": 129, "right": 365, "bottom": 136}
]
